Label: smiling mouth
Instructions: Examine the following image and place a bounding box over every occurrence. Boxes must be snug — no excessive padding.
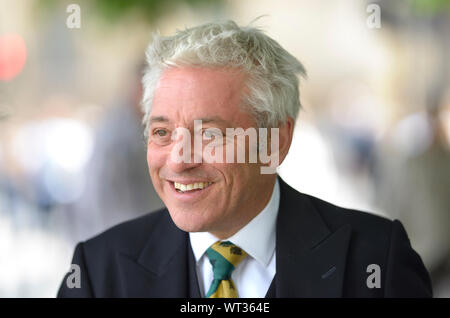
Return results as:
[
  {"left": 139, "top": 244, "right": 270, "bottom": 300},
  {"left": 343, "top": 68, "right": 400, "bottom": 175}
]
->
[{"left": 172, "top": 181, "right": 213, "bottom": 193}]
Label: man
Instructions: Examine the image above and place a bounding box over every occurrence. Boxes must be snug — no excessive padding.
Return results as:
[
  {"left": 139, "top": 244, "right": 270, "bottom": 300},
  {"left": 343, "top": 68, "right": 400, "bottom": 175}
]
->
[{"left": 57, "top": 20, "right": 432, "bottom": 298}]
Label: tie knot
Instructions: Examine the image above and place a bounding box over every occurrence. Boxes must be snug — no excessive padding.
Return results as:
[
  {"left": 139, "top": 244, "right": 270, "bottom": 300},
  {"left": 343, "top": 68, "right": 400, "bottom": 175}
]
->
[{"left": 206, "top": 241, "right": 248, "bottom": 280}]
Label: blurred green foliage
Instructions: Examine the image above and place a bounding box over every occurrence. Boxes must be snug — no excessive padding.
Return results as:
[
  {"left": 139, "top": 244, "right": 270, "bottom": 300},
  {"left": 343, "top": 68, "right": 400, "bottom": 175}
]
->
[
  {"left": 92, "top": 0, "right": 220, "bottom": 22},
  {"left": 410, "top": 0, "right": 450, "bottom": 15},
  {"left": 37, "top": 0, "right": 222, "bottom": 23}
]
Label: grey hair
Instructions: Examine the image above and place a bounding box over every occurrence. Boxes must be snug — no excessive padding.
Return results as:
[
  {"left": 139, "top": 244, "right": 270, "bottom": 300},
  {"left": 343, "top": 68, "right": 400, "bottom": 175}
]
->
[{"left": 141, "top": 19, "right": 307, "bottom": 139}]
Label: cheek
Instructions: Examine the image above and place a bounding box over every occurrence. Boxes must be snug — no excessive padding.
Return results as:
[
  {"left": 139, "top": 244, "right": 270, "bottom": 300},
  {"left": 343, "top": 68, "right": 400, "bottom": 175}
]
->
[
  {"left": 146, "top": 146, "right": 167, "bottom": 192},
  {"left": 231, "top": 163, "right": 260, "bottom": 194},
  {"left": 146, "top": 144, "right": 166, "bottom": 169},
  {"left": 215, "top": 161, "right": 252, "bottom": 191}
]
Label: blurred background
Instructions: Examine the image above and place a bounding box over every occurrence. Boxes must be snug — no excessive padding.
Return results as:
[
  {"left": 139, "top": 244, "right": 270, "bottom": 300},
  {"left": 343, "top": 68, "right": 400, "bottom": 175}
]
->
[{"left": 1, "top": 0, "right": 449, "bottom": 297}]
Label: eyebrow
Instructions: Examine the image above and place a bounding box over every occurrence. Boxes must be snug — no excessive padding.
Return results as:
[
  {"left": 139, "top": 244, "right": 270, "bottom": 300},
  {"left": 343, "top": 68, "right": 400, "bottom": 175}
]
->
[
  {"left": 149, "top": 115, "right": 231, "bottom": 127},
  {"left": 197, "top": 116, "right": 231, "bottom": 126},
  {"left": 149, "top": 116, "right": 169, "bottom": 124}
]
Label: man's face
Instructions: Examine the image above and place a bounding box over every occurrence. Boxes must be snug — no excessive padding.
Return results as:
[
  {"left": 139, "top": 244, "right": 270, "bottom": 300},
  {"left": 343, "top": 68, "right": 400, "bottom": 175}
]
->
[{"left": 146, "top": 67, "right": 275, "bottom": 238}]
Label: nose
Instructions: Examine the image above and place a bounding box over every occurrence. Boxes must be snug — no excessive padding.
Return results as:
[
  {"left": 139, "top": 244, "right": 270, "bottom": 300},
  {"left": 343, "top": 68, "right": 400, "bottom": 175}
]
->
[{"left": 166, "top": 129, "right": 202, "bottom": 173}]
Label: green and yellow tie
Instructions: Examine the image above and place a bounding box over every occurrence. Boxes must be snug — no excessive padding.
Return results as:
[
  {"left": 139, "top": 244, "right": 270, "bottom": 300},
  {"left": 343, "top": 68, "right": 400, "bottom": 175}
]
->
[{"left": 205, "top": 241, "right": 248, "bottom": 298}]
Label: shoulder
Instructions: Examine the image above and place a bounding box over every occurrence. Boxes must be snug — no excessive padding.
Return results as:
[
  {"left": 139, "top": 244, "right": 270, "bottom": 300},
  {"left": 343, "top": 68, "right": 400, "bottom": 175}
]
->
[
  {"left": 303, "top": 193, "right": 394, "bottom": 237},
  {"left": 304, "top": 193, "right": 399, "bottom": 262},
  {"left": 278, "top": 177, "right": 400, "bottom": 268},
  {"left": 299, "top": 192, "right": 401, "bottom": 262},
  {"left": 279, "top": 178, "right": 399, "bottom": 260},
  {"left": 278, "top": 176, "right": 393, "bottom": 236},
  {"left": 296, "top": 192, "right": 432, "bottom": 297}
]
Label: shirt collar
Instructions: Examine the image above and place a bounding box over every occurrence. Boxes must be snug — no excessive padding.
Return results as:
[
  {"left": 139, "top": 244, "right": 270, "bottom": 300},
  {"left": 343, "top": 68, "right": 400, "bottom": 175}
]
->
[{"left": 189, "top": 178, "right": 280, "bottom": 267}]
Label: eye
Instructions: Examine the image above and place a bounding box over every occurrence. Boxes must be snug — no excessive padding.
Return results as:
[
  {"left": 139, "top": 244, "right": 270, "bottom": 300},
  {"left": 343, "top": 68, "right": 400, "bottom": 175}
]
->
[
  {"left": 202, "top": 129, "right": 221, "bottom": 139},
  {"left": 154, "top": 129, "right": 168, "bottom": 137},
  {"left": 150, "top": 128, "right": 172, "bottom": 146},
  {"left": 202, "top": 130, "right": 213, "bottom": 139}
]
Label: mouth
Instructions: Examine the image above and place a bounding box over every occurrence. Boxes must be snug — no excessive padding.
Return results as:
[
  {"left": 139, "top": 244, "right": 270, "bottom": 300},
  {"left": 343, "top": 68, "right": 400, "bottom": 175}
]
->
[
  {"left": 166, "top": 180, "right": 215, "bottom": 201},
  {"left": 172, "top": 181, "right": 213, "bottom": 193}
]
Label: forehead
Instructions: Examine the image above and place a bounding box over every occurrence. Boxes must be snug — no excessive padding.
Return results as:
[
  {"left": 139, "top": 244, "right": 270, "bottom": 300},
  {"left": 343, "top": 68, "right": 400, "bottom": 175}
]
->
[{"left": 151, "top": 67, "right": 254, "bottom": 127}]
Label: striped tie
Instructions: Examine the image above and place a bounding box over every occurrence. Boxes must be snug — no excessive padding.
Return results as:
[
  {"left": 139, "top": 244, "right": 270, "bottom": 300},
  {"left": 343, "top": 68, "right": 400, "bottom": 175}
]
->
[{"left": 205, "top": 241, "right": 248, "bottom": 298}]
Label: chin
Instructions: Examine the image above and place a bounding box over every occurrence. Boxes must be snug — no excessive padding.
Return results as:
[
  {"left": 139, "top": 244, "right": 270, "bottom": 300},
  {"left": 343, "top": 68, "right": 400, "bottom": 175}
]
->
[{"left": 168, "top": 208, "right": 213, "bottom": 233}]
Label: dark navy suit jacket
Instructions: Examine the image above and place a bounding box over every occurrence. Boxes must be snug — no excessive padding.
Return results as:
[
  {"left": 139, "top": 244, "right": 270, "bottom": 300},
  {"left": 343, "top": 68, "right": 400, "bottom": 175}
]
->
[{"left": 57, "top": 176, "right": 432, "bottom": 297}]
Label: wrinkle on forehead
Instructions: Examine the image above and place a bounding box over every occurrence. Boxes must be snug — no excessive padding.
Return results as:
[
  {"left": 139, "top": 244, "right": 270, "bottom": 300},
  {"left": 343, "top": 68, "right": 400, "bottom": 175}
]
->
[{"left": 151, "top": 66, "right": 255, "bottom": 128}]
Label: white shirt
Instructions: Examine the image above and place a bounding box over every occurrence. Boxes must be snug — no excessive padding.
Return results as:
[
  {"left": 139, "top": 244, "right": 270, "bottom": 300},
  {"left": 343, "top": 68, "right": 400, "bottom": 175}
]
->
[{"left": 189, "top": 178, "right": 280, "bottom": 298}]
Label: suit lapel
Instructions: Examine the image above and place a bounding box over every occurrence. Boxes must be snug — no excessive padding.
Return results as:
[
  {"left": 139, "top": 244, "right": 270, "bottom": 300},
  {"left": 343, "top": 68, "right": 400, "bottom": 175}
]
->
[
  {"left": 275, "top": 177, "right": 352, "bottom": 297},
  {"left": 116, "top": 210, "right": 195, "bottom": 297}
]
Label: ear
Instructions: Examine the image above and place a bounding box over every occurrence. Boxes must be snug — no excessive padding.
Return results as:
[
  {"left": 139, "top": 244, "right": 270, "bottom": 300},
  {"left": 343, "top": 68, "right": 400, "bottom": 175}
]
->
[{"left": 277, "top": 116, "right": 294, "bottom": 165}]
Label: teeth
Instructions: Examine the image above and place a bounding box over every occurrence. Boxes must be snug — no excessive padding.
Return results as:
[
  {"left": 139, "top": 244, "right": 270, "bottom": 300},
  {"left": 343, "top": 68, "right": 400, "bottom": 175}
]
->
[{"left": 174, "top": 182, "right": 212, "bottom": 192}]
